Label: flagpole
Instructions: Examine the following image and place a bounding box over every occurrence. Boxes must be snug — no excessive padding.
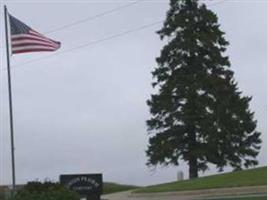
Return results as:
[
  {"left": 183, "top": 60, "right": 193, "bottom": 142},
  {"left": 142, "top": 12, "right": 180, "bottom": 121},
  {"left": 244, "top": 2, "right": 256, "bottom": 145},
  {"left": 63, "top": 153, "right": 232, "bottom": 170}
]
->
[{"left": 4, "top": 5, "right": 16, "bottom": 193}]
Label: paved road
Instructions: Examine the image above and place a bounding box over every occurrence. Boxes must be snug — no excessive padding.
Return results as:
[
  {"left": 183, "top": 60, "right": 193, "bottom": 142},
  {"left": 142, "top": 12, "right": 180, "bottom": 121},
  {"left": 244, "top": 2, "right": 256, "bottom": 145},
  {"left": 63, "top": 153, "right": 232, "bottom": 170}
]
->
[
  {"left": 102, "top": 185, "right": 267, "bottom": 200},
  {"left": 103, "top": 192, "right": 267, "bottom": 200},
  {"left": 102, "top": 191, "right": 193, "bottom": 200}
]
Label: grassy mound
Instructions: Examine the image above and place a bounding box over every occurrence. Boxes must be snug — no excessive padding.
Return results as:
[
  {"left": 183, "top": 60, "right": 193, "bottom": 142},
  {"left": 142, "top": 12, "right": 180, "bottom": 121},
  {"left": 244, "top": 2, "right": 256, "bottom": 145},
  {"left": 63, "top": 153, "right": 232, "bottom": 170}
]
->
[
  {"left": 136, "top": 166, "right": 267, "bottom": 193},
  {"left": 103, "top": 182, "right": 139, "bottom": 194}
]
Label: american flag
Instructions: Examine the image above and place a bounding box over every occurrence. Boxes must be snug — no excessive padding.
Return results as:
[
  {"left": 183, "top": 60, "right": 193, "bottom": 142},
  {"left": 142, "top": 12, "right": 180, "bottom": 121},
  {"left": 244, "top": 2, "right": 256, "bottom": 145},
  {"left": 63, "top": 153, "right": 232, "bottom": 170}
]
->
[{"left": 9, "top": 13, "right": 61, "bottom": 54}]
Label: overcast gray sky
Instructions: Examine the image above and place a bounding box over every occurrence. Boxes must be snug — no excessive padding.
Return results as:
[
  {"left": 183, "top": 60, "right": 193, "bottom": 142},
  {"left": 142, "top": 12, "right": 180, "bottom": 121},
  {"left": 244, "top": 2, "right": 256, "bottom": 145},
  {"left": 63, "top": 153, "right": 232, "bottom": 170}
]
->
[{"left": 0, "top": 0, "right": 267, "bottom": 186}]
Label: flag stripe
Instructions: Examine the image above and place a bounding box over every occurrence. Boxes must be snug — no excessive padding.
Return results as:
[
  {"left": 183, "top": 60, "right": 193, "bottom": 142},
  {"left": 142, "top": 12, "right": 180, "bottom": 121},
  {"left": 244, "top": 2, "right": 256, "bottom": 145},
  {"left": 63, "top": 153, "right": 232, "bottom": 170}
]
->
[
  {"left": 13, "top": 49, "right": 58, "bottom": 54},
  {"left": 13, "top": 43, "right": 58, "bottom": 49},
  {"left": 12, "top": 40, "right": 59, "bottom": 48},
  {"left": 29, "top": 30, "right": 47, "bottom": 37},
  {"left": 12, "top": 45, "right": 58, "bottom": 51},
  {"left": 12, "top": 34, "right": 58, "bottom": 44},
  {"left": 12, "top": 46, "right": 57, "bottom": 54}
]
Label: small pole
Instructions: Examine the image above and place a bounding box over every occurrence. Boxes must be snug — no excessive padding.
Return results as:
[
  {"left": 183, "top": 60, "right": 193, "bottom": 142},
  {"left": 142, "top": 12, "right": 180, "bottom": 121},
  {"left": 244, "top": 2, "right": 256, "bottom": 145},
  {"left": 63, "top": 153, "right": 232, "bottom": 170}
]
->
[{"left": 4, "top": 5, "right": 16, "bottom": 193}]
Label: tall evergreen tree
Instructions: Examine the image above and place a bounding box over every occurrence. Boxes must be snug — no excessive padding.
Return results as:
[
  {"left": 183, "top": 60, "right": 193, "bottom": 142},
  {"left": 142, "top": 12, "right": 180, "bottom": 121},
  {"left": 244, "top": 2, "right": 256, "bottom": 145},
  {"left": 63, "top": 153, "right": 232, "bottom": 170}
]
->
[{"left": 146, "top": 0, "right": 262, "bottom": 179}]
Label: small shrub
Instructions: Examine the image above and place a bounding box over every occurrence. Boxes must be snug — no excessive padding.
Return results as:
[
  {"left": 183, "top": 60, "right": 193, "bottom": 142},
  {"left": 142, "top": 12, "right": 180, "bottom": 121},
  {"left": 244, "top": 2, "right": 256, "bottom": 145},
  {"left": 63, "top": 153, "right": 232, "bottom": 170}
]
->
[{"left": 11, "top": 181, "right": 79, "bottom": 200}]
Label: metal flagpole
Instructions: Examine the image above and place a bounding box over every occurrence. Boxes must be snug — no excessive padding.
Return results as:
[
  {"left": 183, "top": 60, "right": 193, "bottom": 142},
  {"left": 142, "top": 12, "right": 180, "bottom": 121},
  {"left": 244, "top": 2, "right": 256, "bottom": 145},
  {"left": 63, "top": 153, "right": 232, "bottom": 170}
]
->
[{"left": 4, "top": 5, "right": 16, "bottom": 193}]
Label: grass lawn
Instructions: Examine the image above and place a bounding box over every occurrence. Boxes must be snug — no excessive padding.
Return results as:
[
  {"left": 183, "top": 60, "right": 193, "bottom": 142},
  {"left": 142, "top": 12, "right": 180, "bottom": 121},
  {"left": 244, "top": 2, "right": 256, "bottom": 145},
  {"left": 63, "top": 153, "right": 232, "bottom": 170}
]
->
[
  {"left": 136, "top": 166, "right": 267, "bottom": 193},
  {"left": 103, "top": 182, "right": 139, "bottom": 194}
]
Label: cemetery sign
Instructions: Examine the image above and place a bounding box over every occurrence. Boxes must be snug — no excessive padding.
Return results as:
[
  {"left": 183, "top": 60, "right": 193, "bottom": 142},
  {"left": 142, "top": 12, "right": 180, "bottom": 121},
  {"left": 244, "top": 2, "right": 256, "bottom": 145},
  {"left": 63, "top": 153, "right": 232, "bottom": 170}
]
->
[{"left": 60, "top": 174, "right": 103, "bottom": 199}]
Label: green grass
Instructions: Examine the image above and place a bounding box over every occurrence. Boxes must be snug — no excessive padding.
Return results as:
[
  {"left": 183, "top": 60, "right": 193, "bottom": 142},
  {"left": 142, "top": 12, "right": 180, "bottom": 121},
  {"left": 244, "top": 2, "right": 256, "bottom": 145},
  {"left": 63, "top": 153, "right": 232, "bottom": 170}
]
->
[
  {"left": 136, "top": 166, "right": 267, "bottom": 193},
  {"left": 103, "top": 182, "right": 139, "bottom": 194}
]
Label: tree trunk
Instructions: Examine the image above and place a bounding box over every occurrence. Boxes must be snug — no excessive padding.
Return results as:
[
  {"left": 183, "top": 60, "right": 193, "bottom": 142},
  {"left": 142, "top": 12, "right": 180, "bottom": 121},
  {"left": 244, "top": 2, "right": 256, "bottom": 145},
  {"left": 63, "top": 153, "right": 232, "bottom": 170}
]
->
[
  {"left": 188, "top": 126, "right": 199, "bottom": 179},
  {"left": 189, "top": 157, "right": 198, "bottom": 179}
]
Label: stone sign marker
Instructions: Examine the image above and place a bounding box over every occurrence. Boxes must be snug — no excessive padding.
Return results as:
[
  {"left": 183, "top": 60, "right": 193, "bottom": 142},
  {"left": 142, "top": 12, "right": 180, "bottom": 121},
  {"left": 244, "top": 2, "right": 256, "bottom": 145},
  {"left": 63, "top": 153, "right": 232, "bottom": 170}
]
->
[{"left": 60, "top": 174, "right": 103, "bottom": 200}]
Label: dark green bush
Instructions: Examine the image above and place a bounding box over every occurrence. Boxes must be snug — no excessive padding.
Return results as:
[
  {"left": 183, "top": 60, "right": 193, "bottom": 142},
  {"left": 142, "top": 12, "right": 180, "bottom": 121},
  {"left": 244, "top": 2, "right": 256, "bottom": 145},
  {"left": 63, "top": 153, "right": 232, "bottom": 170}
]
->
[{"left": 11, "top": 181, "right": 79, "bottom": 200}]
